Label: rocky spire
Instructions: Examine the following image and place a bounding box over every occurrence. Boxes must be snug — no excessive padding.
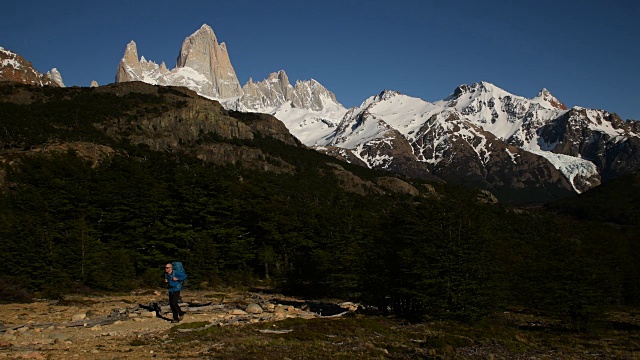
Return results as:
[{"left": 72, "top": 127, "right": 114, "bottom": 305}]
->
[
  {"left": 122, "top": 41, "right": 139, "bottom": 66},
  {"left": 46, "top": 68, "right": 65, "bottom": 87},
  {"left": 115, "top": 41, "right": 141, "bottom": 82},
  {"left": 175, "top": 24, "right": 243, "bottom": 98},
  {"left": 159, "top": 61, "right": 169, "bottom": 74}
]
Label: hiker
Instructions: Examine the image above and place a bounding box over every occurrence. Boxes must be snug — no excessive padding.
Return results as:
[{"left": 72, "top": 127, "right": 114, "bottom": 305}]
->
[{"left": 165, "top": 262, "right": 187, "bottom": 323}]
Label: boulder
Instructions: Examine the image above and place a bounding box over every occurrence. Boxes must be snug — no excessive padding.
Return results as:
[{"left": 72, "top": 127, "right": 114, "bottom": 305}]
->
[
  {"left": 298, "top": 312, "right": 317, "bottom": 319},
  {"left": 49, "top": 333, "right": 70, "bottom": 343},
  {"left": 245, "top": 303, "right": 263, "bottom": 314},
  {"left": 339, "top": 302, "right": 360, "bottom": 312},
  {"left": 1, "top": 333, "right": 17, "bottom": 341},
  {"left": 71, "top": 312, "right": 86, "bottom": 321}
]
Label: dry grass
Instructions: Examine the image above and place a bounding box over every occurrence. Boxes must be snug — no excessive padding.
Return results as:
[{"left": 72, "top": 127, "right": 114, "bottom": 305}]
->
[{"left": 163, "top": 310, "right": 640, "bottom": 359}]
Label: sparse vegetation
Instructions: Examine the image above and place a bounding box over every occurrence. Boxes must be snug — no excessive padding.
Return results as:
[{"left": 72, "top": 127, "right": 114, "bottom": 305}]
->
[{"left": 164, "top": 312, "right": 640, "bottom": 359}]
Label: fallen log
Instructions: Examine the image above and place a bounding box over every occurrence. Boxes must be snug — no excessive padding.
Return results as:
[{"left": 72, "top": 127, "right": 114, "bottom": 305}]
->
[
  {"left": 186, "top": 305, "right": 225, "bottom": 313},
  {"left": 322, "top": 311, "right": 349, "bottom": 318},
  {"left": 258, "top": 329, "right": 293, "bottom": 334},
  {"left": 0, "top": 323, "right": 55, "bottom": 332},
  {"left": 186, "top": 302, "right": 213, "bottom": 307},
  {"left": 62, "top": 317, "right": 122, "bottom": 328}
]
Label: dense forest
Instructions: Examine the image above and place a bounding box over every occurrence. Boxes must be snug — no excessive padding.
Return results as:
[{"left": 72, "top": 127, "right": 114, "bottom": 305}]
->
[{"left": 1, "top": 83, "right": 638, "bottom": 331}]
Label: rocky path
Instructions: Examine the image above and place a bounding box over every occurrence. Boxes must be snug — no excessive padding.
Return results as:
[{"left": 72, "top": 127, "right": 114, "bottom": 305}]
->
[{"left": 0, "top": 290, "right": 356, "bottom": 359}]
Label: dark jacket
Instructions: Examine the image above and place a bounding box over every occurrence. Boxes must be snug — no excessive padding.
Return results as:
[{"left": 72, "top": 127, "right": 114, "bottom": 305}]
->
[{"left": 165, "top": 270, "right": 187, "bottom": 293}]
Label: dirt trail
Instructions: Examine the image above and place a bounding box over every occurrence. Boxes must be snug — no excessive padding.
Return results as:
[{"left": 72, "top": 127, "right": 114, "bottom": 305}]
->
[{"left": 0, "top": 290, "right": 349, "bottom": 359}]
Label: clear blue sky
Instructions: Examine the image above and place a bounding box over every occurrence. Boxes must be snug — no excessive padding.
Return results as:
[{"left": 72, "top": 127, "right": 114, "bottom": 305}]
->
[{"left": 2, "top": 0, "right": 638, "bottom": 120}]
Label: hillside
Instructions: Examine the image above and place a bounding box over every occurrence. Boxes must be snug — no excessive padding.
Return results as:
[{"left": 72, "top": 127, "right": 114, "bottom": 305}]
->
[{"left": 0, "top": 82, "right": 638, "bottom": 335}]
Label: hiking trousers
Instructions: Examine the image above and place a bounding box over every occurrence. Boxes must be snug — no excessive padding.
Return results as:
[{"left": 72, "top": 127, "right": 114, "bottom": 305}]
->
[{"left": 168, "top": 291, "right": 185, "bottom": 321}]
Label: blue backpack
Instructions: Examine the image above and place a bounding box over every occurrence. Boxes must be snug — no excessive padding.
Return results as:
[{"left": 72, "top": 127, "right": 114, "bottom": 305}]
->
[
  {"left": 171, "top": 261, "right": 187, "bottom": 288},
  {"left": 172, "top": 261, "right": 186, "bottom": 276}
]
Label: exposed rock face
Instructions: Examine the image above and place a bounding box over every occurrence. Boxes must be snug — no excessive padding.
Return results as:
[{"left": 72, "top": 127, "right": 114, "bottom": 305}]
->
[
  {"left": 533, "top": 88, "right": 567, "bottom": 110},
  {"left": 0, "top": 81, "right": 302, "bottom": 176},
  {"left": 374, "top": 177, "right": 420, "bottom": 196},
  {"left": 46, "top": 68, "right": 65, "bottom": 87},
  {"left": 94, "top": 83, "right": 301, "bottom": 173},
  {"left": 176, "top": 24, "right": 242, "bottom": 98},
  {"left": 115, "top": 41, "right": 140, "bottom": 83},
  {"left": 0, "top": 46, "right": 62, "bottom": 87},
  {"left": 115, "top": 41, "right": 172, "bottom": 85},
  {"left": 234, "top": 70, "right": 342, "bottom": 113},
  {"left": 477, "top": 189, "right": 499, "bottom": 204},
  {"left": 538, "top": 108, "right": 640, "bottom": 181},
  {"left": 226, "top": 111, "right": 301, "bottom": 147},
  {"left": 324, "top": 163, "right": 384, "bottom": 196},
  {"left": 115, "top": 25, "right": 242, "bottom": 99},
  {"left": 239, "top": 71, "right": 296, "bottom": 111}
]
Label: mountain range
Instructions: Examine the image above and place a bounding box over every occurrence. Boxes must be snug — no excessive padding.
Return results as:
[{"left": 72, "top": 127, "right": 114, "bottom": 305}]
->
[{"left": 3, "top": 23, "right": 639, "bottom": 202}]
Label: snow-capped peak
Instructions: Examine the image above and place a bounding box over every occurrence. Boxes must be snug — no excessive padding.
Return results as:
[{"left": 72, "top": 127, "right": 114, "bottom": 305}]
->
[
  {"left": 360, "top": 90, "right": 402, "bottom": 108},
  {"left": 533, "top": 88, "right": 567, "bottom": 110},
  {"left": 375, "top": 89, "right": 402, "bottom": 101},
  {"left": 446, "top": 81, "right": 511, "bottom": 102}
]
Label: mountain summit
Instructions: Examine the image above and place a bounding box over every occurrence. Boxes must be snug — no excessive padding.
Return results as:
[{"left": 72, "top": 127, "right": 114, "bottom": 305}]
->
[
  {"left": 175, "top": 24, "right": 242, "bottom": 98},
  {"left": 115, "top": 24, "right": 242, "bottom": 98},
  {"left": 533, "top": 88, "right": 567, "bottom": 110}
]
